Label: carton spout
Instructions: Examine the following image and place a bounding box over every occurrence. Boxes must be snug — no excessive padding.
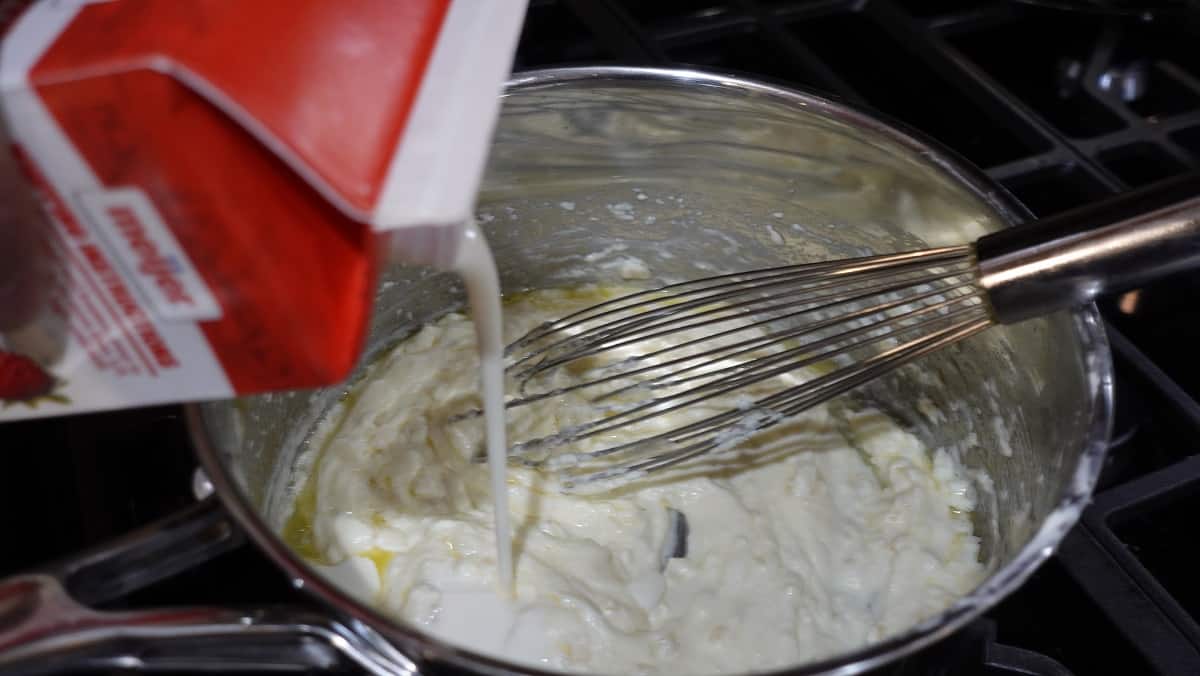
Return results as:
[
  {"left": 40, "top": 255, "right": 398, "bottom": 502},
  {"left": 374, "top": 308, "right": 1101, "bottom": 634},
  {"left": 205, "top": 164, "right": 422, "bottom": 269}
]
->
[{"left": 385, "top": 221, "right": 469, "bottom": 271}]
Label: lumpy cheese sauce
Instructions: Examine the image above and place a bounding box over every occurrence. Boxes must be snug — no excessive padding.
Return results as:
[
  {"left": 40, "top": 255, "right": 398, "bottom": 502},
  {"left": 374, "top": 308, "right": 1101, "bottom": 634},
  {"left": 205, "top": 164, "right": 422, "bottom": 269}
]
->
[{"left": 284, "top": 286, "right": 985, "bottom": 675}]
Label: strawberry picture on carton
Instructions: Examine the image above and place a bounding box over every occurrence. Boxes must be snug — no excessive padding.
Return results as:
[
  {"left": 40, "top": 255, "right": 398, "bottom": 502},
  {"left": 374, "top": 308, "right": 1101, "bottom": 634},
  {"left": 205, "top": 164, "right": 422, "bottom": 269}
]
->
[{"left": 0, "top": 349, "right": 63, "bottom": 406}]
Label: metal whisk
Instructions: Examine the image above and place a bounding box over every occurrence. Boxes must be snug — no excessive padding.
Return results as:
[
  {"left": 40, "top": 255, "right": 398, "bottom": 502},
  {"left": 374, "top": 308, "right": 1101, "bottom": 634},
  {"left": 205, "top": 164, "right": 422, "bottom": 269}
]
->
[{"left": 502, "top": 177, "right": 1200, "bottom": 489}]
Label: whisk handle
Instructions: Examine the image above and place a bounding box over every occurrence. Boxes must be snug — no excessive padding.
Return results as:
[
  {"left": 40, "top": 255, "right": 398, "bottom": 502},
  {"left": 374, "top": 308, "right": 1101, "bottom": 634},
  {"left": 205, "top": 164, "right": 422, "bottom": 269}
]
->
[{"left": 976, "top": 173, "right": 1200, "bottom": 324}]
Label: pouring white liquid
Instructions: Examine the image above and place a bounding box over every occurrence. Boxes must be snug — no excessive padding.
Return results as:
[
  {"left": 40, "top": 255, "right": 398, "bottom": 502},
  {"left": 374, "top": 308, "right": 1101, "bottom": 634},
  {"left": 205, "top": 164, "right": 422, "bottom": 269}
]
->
[{"left": 450, "top": 220, "right": 513, "bottom": 592}]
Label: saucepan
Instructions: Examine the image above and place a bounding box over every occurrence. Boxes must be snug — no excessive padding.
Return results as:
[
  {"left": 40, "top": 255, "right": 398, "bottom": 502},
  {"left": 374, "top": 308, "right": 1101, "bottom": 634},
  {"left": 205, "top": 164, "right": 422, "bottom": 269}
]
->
[{"left": 0, "top": 67, "right": 1111, "bottom": 675}]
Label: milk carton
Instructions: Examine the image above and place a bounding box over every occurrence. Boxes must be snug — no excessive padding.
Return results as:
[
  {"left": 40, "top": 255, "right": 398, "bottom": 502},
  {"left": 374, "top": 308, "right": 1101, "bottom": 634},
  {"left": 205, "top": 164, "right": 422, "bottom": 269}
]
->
[{"left": 0, "top": 0, "right": 527, "bottom": 419}]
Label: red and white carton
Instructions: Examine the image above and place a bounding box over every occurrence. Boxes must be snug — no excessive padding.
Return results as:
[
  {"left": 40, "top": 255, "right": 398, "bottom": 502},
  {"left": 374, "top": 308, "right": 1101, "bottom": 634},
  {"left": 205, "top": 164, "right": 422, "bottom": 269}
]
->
[{"left": 0, "top": 0, "right": 527, "bottom": 420}]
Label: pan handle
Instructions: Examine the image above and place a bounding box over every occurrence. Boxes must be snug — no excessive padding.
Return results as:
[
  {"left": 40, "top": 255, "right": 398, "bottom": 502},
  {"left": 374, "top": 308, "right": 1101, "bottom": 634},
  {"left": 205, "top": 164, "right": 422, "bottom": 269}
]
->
[
  {"left": 43, "top": 496, "right": 243, "bottom": 607},
  {"left": 0, "top": 498, "right": 418, "bottom": 675}
]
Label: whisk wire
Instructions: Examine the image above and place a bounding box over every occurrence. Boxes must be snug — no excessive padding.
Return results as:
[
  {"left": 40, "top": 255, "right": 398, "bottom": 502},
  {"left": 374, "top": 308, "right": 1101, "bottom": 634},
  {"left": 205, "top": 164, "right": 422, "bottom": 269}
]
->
[
  {"left": 513, "top": 258, "right": 975, "bottom": 384},
  {"left": 562, "top": 314, "right": 993, "bottom": 487},
  {"left": 502, "top": 245, "right": 995, "bottom": 488},
  {"left": 515, "top": 296, "right": 987, "bottom": 466},
  {"left": 509, "top": 246, "right": 973, "bottom": 363},
  {"left": 510, "top": 245, "right": 972, "bottom": 351}
]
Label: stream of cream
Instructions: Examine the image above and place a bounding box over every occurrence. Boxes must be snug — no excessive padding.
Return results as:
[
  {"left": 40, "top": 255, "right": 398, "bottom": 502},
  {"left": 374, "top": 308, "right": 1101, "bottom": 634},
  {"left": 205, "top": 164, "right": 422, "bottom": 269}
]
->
[{"left": 451, "top": 220, "right": 513, "bottom": 592}]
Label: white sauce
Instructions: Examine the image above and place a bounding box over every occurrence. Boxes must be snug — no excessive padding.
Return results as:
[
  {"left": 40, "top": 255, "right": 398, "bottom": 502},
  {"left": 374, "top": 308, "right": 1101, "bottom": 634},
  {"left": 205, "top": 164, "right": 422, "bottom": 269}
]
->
[{"left": 295, "top": 289, "right": 986, "bottom": 674}]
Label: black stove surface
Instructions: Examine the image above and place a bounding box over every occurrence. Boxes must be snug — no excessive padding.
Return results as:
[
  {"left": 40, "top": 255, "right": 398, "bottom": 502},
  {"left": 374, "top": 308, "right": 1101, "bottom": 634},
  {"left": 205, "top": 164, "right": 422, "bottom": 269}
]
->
[{"left": 5, "top": 1, "right": 1200, "bottom": 675}]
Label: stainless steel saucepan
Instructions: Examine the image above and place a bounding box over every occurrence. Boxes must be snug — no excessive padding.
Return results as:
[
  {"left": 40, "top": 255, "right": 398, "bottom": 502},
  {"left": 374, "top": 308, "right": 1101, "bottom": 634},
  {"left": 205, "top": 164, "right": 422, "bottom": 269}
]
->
[{"left": 0, "top": 67, "right": 1112, "bottom": 676}]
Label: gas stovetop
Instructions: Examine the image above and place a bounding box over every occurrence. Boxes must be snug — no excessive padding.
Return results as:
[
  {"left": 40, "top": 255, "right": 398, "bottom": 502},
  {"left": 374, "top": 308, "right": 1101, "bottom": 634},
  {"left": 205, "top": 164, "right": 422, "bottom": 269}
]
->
[{"left": 4, "top": 2, "right": 1200, "bottom": 675}]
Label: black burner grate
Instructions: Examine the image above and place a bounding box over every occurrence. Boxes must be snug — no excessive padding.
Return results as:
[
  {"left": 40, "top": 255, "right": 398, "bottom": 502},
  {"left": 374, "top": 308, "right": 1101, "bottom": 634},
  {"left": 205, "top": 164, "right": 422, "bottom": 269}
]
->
[{"left": 516, "top": 0, "right": 1200, "bottom": 206}]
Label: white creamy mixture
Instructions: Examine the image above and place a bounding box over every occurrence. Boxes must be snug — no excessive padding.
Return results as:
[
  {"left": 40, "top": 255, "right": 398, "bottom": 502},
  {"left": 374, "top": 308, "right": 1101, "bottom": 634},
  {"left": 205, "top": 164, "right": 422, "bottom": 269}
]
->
[{"left": 286, "top": 288, "right": 986, "bottom": 675}]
